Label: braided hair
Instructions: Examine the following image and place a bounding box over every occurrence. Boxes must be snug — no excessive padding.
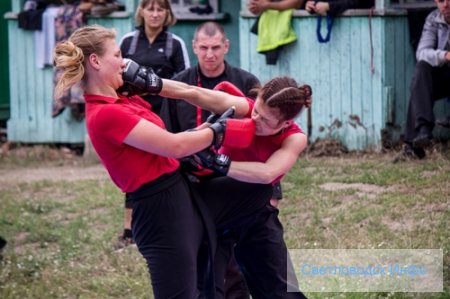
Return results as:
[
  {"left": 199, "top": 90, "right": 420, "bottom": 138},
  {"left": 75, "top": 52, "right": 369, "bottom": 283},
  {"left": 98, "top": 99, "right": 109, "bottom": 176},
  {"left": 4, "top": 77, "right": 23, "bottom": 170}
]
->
[{"left": 255, "top": 76, "right": 312, "bottom": 122}]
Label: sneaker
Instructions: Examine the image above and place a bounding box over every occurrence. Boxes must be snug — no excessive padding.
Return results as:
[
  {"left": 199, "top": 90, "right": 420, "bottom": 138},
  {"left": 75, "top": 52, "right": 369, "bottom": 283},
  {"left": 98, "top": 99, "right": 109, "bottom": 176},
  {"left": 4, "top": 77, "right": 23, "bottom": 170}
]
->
[
  {"left": 436, "top": 117, "right": 450, "bottom": 128},
  {"left": 0, "top": 236, "right": 6, "bottom": 250},
  {"left": 393, "top": 143, "right": 426, "bottom": 163},
  {"left": 412, "top": 126, "right": 432, "bottom": 148},
  {"left": 0, "top": 236, "right": 6, "bottom": 261},
  {"left": 114, "top": 234, "right": 135, "bottom": 250}
]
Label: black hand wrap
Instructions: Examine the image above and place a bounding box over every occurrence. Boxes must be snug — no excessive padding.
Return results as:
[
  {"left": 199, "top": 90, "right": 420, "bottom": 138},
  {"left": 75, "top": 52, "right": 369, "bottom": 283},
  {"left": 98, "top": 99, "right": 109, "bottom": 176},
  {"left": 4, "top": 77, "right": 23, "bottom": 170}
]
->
[
  {"left": 209, "top": 107, "right": 235, "bottom": 150},
  {"left": 195, "top": 148, "right": 231, "bottom": 176},
  {"left": 118, "top": 59, "right": 163, "bottom": 96},
  {"left": 206, "top": 112, "right": 220, "bottom": 124}
]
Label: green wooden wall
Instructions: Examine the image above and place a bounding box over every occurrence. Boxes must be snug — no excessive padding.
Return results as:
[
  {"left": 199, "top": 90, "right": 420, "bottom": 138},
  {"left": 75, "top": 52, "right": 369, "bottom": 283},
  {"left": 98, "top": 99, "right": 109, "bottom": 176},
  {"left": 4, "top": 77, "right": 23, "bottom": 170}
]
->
[
  {"left": 5, "top": 1, "right": 449, "bottom": 147},
  {"left": 240, "top": 10, "right": 450, "bottom": 150},
  {"left": 0, "top": 1, "right": 11, "bottom": 122}
]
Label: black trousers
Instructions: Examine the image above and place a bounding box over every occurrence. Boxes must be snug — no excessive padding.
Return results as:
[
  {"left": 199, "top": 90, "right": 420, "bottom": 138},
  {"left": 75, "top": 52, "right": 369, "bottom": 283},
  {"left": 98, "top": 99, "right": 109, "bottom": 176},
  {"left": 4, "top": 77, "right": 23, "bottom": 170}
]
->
[
  {"left": 229, "top": 205, "right": 306, "bottom": 299},
  {"left": 223, "top": 251, "right": 250, "bottom": 299},
  {"left": 235, "top": 206, "right": 306, "bottom": 298},
  {"left": 196, "top": 176, "right": 273, "bottom": 231},
  {"left": 195, "top": 177, "right": 272, "bottom": 298},
  {"left": 404, "top": 61, "right": 450, "bottom": 143},
  {"left": 196, "top": 177, "right": 307, "bottom": 299},
  {"left": 128, "top": 171, "right": 205, "bottom": 299}
]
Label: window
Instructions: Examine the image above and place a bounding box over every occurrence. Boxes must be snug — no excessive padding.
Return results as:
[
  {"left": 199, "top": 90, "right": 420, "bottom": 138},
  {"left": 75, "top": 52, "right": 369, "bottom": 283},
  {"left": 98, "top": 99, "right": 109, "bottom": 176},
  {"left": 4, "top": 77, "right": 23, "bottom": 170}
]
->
[{"left": 171, "top": 0, "right": 220, "bottom": 20}]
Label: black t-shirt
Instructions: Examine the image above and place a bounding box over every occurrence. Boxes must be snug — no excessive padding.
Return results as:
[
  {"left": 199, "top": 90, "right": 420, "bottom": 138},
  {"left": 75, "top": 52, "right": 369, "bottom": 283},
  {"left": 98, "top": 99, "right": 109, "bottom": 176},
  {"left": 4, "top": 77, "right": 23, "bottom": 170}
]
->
[{"left": 120, "top": 27, "right": 190, "bottom": 115}]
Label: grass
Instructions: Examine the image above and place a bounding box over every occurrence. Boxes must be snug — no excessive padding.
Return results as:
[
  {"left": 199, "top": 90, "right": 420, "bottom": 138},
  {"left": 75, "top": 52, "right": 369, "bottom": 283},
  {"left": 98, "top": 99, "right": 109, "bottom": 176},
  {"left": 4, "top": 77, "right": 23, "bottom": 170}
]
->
[{"left": 0, "top": 145, "right": 449, "bottom": 298}]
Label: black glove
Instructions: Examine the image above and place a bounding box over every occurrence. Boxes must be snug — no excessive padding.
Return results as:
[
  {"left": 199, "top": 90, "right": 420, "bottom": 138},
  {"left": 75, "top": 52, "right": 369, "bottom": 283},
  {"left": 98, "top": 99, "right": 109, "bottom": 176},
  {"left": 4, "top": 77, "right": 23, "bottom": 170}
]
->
[
  {"left": 118, "top": 58, "right": 163, "bottom": 96},
  {"left": 195, "top": 148, "right": 231, "bottom": 176},
  {"left": 209, "top": 107, "right": 235, "bottom": 149},
  {"left": 206, "top": 112, "right": 220, "bottom": 124},
  {"left": 206, "top": 105, "right": 236, "bottom": 124}
]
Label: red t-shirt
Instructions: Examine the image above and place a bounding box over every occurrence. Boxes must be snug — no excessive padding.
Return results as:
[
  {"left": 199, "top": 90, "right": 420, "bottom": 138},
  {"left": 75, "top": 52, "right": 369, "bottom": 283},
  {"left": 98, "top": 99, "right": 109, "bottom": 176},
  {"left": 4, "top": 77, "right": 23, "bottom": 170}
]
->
[
  {"left": 220, "top": 98, "right": 304, "bottom": 183},
  {"left": 84, "top": 94, "right": 179, "bottom": 193}
]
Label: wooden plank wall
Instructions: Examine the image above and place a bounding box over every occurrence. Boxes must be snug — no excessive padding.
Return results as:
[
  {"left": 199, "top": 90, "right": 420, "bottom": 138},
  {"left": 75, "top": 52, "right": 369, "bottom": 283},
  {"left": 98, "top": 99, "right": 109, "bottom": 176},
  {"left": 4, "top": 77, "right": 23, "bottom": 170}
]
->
[
  {"left": 5, "top": 0, "right": 135, "bottom": 144},
  {"left": 0, "top": 0, "right": 11, "bottom": 121},
  {"left": 240, "top": 10, "right": 450, "bottom": 150}
]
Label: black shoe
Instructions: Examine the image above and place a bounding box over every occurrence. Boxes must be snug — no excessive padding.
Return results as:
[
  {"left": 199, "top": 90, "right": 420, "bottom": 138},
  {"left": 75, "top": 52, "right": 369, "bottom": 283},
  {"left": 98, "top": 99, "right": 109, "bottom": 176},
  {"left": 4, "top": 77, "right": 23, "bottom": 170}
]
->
[
  {"left": 114, "top": 234, "right": 135, "bottom": 250},
  {"left": 406, "top": 143, "right": 426, "bottom": 159},
  {"left": 436, "top": 116, "right": 450, "bottom": 128},
  {"left": 113, "top": 229, "right": 135, "bottom": 250},
  {"left": 412, "top": 127, "right": 432, "bottom": 148},
  {"left": 0, "top": 236, "right": 6, "bottom": 250},
  {"left": 393, "top": 143, "right": 426, "bottom": 163}
]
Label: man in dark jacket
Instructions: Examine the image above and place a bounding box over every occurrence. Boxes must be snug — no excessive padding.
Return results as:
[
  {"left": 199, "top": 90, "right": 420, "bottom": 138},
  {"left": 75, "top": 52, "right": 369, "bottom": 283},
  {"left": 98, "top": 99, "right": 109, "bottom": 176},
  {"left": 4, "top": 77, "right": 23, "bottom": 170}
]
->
[
  {"left": 401, "top": 0, "right": 450, "bottom": 159},
  {"left": 161, "top": 22, "right": 259, "bottom": 132}
]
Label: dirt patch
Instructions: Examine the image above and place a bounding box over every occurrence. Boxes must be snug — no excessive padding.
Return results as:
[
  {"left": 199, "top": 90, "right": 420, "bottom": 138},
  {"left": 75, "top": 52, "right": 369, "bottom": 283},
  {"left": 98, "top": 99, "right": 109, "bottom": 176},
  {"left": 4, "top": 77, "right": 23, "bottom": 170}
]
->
[
  {"left": 0, "top": 165, "right": 108, "bottom": 183},
  {"left": 381, "top": 217, "right": 416, "bottom": 231},
  {"left": 0, "top": 144, "right": 107, "bottom": 186},
  {"left": 1, "top": 140, "right": 448, "bottom": 187},
  {"left": 319, "top": 182, "right": 386, "bottom": 199},
  {"left": 421, "top": 170, "right": 439, "bottom": 179}
]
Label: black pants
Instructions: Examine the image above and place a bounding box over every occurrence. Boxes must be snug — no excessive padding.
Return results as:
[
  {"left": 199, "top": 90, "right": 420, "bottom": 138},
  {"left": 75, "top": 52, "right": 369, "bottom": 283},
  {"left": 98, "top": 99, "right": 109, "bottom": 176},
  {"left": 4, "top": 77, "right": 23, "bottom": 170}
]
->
[
  {"left": 233, "top": 205, "right": 306, "bottom": 298},
  {"left": 217, "top": 205, "right": 306, "bottom": 299},
  {"left": 196, "top": 177, "right": 306, "bottom": 298},
  {"left": 222, "top": 181, "right": 283, "bottom": 299},
  {"left": 404, "top": 61, "right": 450, "bottom": 143},
  {"left": 194, "top": 177, "right": 271, "bottom": 298},
  {"left": 128, "top": 171, "right": 205, "bottom": 299},
  {"left": 223, "top": 251, "right": 250, "bottom": 299},
  {"left": 196, "top": 176, "right": 273, "bottom": 231}
]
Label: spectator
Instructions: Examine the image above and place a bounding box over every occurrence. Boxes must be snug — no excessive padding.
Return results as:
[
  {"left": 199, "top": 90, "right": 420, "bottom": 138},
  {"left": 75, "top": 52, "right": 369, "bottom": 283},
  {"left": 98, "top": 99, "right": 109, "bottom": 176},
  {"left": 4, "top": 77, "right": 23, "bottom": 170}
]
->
[
  {"left": 248, "top": 0, "right": 304, "bottom": 64},
  {"left": 400, "top": 0, "right": 450, "bottom": 159},
  {"left": 161, "top": 22, "right": 259, "bottom": 132},
  {"left": 120, "top": 0, "right": 190, "bottom": 116},
  {"left": 117, "top": 0, "right": 190, "bottom": 248}
]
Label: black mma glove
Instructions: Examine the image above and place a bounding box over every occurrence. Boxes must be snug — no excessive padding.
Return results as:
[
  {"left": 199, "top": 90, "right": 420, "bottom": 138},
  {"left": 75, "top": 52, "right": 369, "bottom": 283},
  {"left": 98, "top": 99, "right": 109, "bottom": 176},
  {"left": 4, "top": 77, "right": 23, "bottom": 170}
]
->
[
  {"left": 206, "top": 112, "right": 220, "bottom": 124},
  {"left": 209, "top": 107, "right": 235, "bottom": 149},
  {"left": 118, "top": 58, "right": 163, "bottom": 96},
  {"left": 206, "top": 105, "right": 236, "bottom": 124},
  {"left": 195, "top": 148, "right": 231, "bottom": 176}
]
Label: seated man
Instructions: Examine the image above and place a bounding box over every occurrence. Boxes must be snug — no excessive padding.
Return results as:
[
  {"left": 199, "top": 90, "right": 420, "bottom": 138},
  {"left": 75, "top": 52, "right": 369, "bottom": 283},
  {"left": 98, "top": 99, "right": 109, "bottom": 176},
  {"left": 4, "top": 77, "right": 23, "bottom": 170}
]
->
[{"left": 402, "top": 0, "right": 450, "bottom": 159}]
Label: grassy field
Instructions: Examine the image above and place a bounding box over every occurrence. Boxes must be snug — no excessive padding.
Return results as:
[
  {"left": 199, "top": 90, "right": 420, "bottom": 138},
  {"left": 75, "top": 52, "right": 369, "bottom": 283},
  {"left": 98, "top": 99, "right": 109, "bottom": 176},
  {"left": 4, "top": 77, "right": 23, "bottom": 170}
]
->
[{"left": 0, "top": 145, "right": 449, "bottom": 298}]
